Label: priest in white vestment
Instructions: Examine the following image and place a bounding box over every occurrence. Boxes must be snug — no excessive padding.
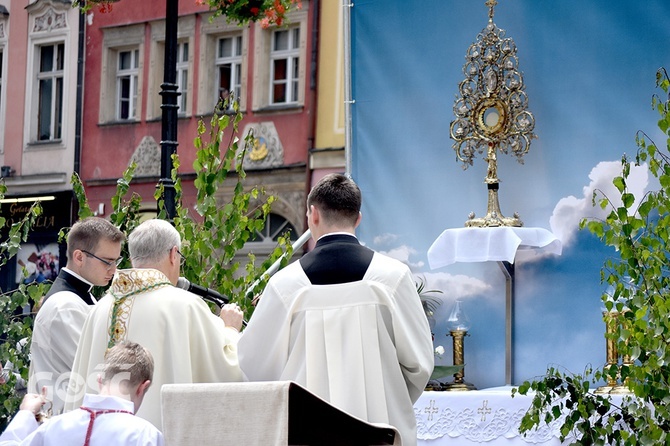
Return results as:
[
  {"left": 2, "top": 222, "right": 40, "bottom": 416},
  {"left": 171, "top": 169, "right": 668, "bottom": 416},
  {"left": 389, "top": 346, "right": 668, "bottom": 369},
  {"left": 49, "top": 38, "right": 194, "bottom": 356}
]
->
[
  {"left": 238, "top": 174, "right": 434, "bottom": 446},
  {"left": 66, "top": 219, "right": 244, "bottom": 429}
]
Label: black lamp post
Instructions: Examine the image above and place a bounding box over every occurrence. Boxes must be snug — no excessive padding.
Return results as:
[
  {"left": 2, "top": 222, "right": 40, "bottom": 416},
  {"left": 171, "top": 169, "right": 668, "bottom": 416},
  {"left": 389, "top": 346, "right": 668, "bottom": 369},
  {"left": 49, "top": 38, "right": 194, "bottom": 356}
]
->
[{"left": 159, "top": 0, "right": 179, "bottom": 220}]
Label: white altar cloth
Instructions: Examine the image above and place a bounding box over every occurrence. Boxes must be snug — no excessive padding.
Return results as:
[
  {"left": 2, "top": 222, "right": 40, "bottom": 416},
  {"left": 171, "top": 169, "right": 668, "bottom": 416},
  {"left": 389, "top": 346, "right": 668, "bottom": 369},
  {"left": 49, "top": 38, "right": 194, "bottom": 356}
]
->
[
  {"left": 413, "top": 387, "right": 569, "bottom": 445},
  {"left": 427, "top": 227, "right": 562, "bottom": 269}
]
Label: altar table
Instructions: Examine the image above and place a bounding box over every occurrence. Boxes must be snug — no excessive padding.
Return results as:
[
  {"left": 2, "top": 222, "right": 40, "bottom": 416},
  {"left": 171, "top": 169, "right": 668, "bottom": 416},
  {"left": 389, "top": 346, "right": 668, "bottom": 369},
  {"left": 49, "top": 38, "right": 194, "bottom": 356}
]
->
[{"left": 414, "top": 387, "right": 570, "bottom": 445}]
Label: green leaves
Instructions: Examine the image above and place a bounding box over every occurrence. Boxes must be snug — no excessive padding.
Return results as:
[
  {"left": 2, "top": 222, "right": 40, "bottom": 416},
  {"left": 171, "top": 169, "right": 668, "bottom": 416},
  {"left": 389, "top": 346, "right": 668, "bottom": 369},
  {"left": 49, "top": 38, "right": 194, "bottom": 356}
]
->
[
  {"left": 173, "top": 105, "right": 291, "bottom": 316},
  {"left": 429, "top": 365, "right": 464, "bottom": 381},
  {"left": 518, "top": 68, "right": 670, "bottom": 445}
]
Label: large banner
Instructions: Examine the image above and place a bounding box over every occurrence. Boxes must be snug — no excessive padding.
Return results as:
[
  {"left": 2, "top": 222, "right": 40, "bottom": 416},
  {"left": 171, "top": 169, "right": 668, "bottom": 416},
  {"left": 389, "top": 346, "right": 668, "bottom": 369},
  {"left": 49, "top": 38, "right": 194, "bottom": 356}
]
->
[{"left": 349, "top": 0, "right": 670, "bottom": 387}]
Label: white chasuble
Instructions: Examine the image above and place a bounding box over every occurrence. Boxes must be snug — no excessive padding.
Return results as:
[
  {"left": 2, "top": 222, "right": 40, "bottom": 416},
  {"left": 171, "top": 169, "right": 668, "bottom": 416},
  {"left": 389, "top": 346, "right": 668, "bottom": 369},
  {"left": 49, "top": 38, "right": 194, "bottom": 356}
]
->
[{"left": 67, "top": 269, "right": 242, "bottom": 429}]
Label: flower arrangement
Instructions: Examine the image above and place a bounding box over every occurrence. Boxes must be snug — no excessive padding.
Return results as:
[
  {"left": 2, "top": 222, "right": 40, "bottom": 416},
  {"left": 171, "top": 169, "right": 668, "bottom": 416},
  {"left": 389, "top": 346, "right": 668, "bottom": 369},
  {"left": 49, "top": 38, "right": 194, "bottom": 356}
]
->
[{"left": 197, "top": 0, "right": 302, "bottom": 28}]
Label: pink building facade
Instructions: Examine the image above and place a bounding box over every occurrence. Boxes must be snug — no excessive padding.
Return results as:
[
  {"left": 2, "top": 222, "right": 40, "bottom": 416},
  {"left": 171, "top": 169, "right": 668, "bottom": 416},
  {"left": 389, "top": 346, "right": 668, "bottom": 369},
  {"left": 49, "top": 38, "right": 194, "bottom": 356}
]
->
[
  {"left": 79, "top": 0, "right": 315, "bottom": 240},
  {"left": 0, "top": 0, "right": 320, "bottom": 289}
]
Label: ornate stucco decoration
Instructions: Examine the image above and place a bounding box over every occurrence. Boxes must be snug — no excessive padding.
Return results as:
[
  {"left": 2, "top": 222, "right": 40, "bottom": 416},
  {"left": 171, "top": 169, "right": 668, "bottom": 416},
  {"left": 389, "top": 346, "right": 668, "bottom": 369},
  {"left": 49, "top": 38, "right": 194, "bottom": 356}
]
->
[
  {"left": 33, "top": 7, "right": 67, "bottom": 33},
  {"left": 129, "top": 136, "right": 161, "bottom": 177},
  {"left": 240, "top": 122, "right": 284, "bottom": 169}
]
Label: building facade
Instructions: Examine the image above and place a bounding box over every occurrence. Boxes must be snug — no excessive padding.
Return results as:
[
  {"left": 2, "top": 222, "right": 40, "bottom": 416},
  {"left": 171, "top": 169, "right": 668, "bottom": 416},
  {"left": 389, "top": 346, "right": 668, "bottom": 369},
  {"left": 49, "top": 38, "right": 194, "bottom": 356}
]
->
[
  {"left": 78, "top": 0, "right": 320, "bottom": 256},
  {"left": 0, "top": 0, "right": 347, "bottom": 289},
  {"left": 0, "top": 0, "right": 82, "bottom": 291}
]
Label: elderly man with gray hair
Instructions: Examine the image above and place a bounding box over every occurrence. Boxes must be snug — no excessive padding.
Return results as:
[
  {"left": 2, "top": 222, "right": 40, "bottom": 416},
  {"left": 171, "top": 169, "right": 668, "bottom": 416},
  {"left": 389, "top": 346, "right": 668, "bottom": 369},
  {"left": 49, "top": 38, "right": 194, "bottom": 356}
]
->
[{"left": 67, "top": 219, "right": 244, "bottom": 429}]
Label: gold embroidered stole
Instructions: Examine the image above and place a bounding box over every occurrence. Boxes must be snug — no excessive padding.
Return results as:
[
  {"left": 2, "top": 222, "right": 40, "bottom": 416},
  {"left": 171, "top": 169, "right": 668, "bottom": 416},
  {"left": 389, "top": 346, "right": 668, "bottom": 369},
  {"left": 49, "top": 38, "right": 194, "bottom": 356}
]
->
[{"left": 107, "top": 269, "right": 172, "bottom": 349}]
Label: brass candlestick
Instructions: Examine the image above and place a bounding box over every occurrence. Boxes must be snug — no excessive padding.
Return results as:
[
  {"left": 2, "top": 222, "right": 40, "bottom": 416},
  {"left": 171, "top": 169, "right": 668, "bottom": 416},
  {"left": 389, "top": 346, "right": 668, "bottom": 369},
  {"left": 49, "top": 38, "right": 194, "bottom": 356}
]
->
[
  {"left": 444, "top": 329, "right": 477, "bottom": 391},
  {"left": 610, "top": 352, "right": 633, "bottom": 395},
  {"left": 610, "top": 309, "right": 633, "bottom": 395},
  {"left": 444, "top": 300, "right": 476, "bottom": 391},
  {"left": 595, "top": 310, "right": 632, "bottom": 394},
  {"left": 595, "top": 311, "right": 620, "bottom": 394}
]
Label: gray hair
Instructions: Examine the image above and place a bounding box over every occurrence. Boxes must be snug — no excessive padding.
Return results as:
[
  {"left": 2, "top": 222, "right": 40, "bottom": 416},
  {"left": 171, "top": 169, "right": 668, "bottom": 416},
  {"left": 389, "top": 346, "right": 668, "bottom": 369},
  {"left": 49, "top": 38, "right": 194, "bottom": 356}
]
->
[{"left": 128, "top": 219, "right": 181, "bottom": 267}]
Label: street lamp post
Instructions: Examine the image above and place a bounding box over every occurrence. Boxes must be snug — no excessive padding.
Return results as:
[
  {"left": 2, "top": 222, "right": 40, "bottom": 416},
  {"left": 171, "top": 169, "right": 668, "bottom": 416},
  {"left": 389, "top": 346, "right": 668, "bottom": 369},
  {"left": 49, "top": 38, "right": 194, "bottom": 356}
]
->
[{"left": 159, "top": 0, "right": 179, "bottom": 220}]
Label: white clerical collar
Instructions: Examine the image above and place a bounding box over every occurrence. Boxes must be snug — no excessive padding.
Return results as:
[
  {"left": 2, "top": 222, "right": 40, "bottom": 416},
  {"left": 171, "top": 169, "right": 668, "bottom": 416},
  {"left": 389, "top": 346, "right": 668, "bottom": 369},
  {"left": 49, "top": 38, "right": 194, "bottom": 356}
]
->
[
  {"left": 317, "top": 232, "right": 357, "bottom": 241},
  {"left": 62, "top": 267, "right": 94, "bottom": 288}
]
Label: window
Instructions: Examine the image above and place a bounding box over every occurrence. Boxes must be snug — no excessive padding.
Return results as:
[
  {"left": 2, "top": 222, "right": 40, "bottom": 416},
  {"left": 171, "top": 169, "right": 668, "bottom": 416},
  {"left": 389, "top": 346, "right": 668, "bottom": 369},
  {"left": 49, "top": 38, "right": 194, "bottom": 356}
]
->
[
  {"left": 116, "top": 49, "right": 139, "bottom": 120},
  {"left": 176, "top": 41, "right": 189, "bottom": 115},
  {"left": 198, "top": 17, "right": 248, "bottom": 116},
  {"left": 100, "top": 24, "right": 144, "bottom": 123},
  {"left": 36, "top": 43, "right": 65, "bottom": 141},
  {"left": 270, "top": 27, "right": 300, "bottom": 105},
  {"left": 148, "top": 17, "right": 194, "bottom": 120},
  {"left": 251, "top": 4, "right": 308, "bottom": 111},
  {"left": 216, "top": 35, "right": 242, "bottom": 110},
  {"left": 250, "top": 213, "right": 298, "bottom": 244},
  {"left": 24, "top": 1, "right": 73, "bottom": 161}
]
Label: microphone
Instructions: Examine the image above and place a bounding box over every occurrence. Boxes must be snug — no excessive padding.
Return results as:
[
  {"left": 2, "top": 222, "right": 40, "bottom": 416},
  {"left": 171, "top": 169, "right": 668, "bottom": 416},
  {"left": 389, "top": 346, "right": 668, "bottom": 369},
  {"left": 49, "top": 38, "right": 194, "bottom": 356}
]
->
[
  {"left": 176, "top": 277, "right": 229, "bottom": 307},
  {"left": 177, "top": 277, "right": 247, "bottom": 327}
]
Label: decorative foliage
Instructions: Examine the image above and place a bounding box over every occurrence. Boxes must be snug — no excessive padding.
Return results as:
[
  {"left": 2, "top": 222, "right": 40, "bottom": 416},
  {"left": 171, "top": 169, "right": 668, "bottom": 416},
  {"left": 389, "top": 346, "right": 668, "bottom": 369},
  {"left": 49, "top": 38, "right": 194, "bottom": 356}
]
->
[
  {"left": 416, "top": 276, "right": 442, "bottom": 336},
  {"left": 197, "top": 0, "right": 302, "bottom": 28},
  {"left": 168, "top": 98, "right": 292, "bottom": 316},
  {"left": 513, "top": 68, "right": 670, "bottom": 445},
  {"left": 0, "top": 186, "right": 47, "bottom": 429}
]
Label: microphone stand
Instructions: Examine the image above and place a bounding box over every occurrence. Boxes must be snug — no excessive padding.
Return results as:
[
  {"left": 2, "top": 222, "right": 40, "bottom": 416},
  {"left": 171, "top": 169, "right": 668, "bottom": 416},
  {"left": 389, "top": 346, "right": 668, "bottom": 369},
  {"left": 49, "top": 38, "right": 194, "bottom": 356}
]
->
[{"left": 199, "top": 294, "right": 248, "bottom": 327}]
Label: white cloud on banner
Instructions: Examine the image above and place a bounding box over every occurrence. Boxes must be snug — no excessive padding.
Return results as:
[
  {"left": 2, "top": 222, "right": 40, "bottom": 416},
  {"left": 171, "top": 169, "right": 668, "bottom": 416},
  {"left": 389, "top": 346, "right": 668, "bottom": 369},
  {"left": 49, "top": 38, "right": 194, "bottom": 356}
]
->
[
  {"left": 378, "top": 244, "right": 425, "bottom": 269},
  {"left": 417, "top": 271, "right": 492, "bottom": 301},
  {"left": 373, "top": 233, "right": 399, "bottom": 245},
  {"left": 549, "top": 161, "right": 649, "bottom": 248}
]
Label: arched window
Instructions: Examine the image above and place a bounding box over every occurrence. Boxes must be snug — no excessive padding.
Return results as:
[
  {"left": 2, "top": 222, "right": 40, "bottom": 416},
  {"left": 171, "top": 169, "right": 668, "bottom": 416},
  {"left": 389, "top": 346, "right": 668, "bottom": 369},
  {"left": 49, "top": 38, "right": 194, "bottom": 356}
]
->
[{"left": 250, "top": 213, "right": 298, "bottom": 245}]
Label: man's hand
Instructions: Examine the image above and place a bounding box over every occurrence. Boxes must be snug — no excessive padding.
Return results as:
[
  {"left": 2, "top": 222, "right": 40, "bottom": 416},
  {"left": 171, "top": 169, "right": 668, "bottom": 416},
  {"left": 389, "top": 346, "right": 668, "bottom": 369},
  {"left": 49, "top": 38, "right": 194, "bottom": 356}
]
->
[
  {"left": 219, "top": 303, "right": 244, "bottom": 332},
  {"left": 20, "top": 393, "right": 46, "bottom": 415}
]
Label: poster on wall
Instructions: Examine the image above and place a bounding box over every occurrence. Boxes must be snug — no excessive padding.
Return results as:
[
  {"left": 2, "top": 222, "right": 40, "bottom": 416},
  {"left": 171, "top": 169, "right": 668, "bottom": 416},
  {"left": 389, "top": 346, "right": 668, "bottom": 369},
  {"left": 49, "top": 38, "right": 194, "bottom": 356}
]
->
[{"left": 14, "top": 243, "right": 60, "bottom": 286}]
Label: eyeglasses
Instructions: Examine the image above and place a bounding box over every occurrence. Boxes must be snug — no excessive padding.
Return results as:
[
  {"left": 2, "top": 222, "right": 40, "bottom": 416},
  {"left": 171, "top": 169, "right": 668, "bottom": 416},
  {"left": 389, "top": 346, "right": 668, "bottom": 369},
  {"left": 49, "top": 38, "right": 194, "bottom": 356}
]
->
[
  {"left": 176, "top": 249, "right": 186, "bottom": 266},
  {"left": 82, "top": 250, "right": 123, "bottom": 270}
]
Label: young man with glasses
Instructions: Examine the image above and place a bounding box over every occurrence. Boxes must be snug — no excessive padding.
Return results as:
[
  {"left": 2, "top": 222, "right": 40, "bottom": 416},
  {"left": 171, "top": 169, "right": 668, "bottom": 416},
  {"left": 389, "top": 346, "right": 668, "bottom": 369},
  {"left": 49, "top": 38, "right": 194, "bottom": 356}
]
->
[{"left": 27, "top": 217, "right": 124, "bottom": 416}]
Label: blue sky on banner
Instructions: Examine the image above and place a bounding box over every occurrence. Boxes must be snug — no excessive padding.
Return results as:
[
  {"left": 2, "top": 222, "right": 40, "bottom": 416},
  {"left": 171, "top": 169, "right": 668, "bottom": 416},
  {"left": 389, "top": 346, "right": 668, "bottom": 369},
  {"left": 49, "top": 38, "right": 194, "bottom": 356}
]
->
[{"left": 349, "top": 0, "right": 670, "bottom": 388}]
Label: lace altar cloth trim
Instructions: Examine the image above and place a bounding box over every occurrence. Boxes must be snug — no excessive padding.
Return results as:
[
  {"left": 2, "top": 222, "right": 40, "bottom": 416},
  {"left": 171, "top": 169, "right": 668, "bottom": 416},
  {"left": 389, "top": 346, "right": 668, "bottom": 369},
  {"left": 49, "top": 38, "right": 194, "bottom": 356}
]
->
[{"left": 414, "top": 390, "right": 566, "bottom": 443}]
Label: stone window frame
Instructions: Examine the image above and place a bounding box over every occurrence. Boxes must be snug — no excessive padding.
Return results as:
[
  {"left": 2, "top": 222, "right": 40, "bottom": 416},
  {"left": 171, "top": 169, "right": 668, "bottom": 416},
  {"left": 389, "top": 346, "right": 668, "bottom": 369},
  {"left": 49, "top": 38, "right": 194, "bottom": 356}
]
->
[
  {"left": 251, "top": 4, "right": 308, "bottom": 113},
  {"left": 100, "top": 24, "right": 145, "bottom": 124},
  {"left": 24, "top": 0, "right": 71, "bottom": 149},
  {"left": 197, "top": 14, "right": 248, "bottom": 116},
  {"left": 148, "top": 16, "right": 195, "bottom": 120}
]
